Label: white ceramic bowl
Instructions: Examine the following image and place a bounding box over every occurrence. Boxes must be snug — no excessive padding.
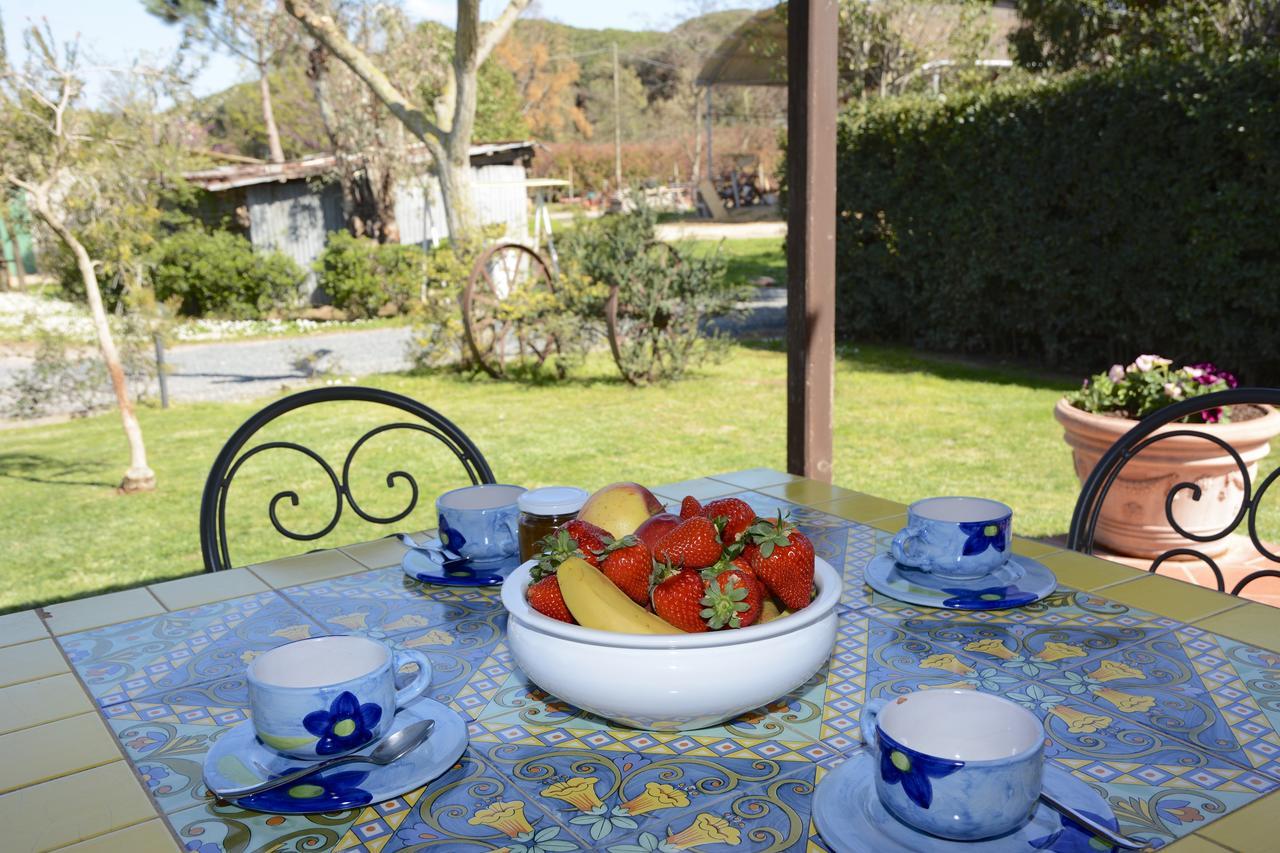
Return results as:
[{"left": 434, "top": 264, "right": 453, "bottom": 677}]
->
[{"left": 500, "top": 557, "right": 841, "bottom": 731}]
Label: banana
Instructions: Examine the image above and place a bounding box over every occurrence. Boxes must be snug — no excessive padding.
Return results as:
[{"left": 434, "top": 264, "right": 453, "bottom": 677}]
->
[
  {"left": 758, "top": 597, "right": 792, "bottom": 624},
  {"left": 556, "top": 557, "right": 683, "bottom": 635}
]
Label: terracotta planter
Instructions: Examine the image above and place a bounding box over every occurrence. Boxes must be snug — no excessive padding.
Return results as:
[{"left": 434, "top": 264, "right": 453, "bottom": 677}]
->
[{"left": 1054, "top": 398, "right": 1280, "bottom": 559}]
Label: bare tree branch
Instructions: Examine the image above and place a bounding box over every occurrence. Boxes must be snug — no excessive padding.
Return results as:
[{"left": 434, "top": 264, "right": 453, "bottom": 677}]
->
[
  {"left": 284, "top": 0, "right": 446, "bottom": 144},
  {"left": 475, "top": 0, "right": 533, "bottom": 69}
]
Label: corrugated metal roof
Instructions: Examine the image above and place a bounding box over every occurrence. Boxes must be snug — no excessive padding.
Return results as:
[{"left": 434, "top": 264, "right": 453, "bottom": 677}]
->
[{"left": 186, "top": 141, "right": 537, "bottom": 192}]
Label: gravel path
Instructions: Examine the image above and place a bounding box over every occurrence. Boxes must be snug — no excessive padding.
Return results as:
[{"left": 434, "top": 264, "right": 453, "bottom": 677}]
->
[
  {"left": 154, "top": 326, "right": 421, "bottom": 403},
  {"left": 1, "top": 290, "right": 786, "bottom": 418}
]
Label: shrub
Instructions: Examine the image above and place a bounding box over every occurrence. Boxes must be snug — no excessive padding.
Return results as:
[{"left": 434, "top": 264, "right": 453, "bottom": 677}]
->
[
  {"left": 5, "top": 324, "right": 155, "bottom": 419},
  {"left": 315, "top": 231, "right": 428, "bottom": 318},
  {"left": 832, "top": 53, "right": 1280, "bottom": 381},
  {"left": 151, "top": 228, "right": 304, "bottom": 318},
  {"left": 559, "top": 206, "right": 739, "bottom": 383}
]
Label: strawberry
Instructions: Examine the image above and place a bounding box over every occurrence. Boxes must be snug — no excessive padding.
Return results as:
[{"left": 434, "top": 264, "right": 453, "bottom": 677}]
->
[
  {"left": 702, "top": 497, "right": 756, "bottom": 546},
  {"left": 679, "top": 495, "right": 703, "bottom": 520},
  {"left": 653, "top": 516, "right": 722, "bottom": 569},
  {"left": 743, "top": 516, "right": 815, "bottom": 610},
  {"left": 600, "top": 535, "right": 654, "bottom": 606},
  {"left": 651, "top": 567, "right": 709, "bottom": 632},
  {"left": 534, "top": 520, "right": 610, "bottom": 576},
  {"left": 563, "top": 519, "right": 611, "bottom": 559},
  {"left": 701, "top": 564, "right": 763, "bottom": 629},
  {"left": 527, "top": 575, "right": 575, "bottom": 623}
]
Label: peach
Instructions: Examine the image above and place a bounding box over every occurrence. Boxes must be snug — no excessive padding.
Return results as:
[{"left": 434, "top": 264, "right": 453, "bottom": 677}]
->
[{"left": 578, "top": 482, "right": 663, "bottom": 538}]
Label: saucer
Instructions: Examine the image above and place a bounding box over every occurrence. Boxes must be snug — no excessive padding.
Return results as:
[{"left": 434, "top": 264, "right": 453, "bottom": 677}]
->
[
  {"left": 814, "top": 750, "right": 1124, "bottom": 852},
  {"left": 402, "top": 537, "right": 520, "bottom": 587},
  {"left": 203, "top": 696, "right": 468, "bottom": 814},
  {"left": 864, "top": 553, "right": 1057, "bottom": 610}
]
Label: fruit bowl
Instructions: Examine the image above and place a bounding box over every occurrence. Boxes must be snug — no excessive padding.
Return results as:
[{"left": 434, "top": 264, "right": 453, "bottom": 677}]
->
[{"left": 500, "top": 556, "right": 841, "bottom": 731}]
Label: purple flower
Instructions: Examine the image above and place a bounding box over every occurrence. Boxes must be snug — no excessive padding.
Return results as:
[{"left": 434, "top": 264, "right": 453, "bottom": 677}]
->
[
  {"left": 1107, "top": 364, "right": 1125, "bottom": 382},
  {"left": 1188, "top": 362, "right": 1238, "bottom": 388}
]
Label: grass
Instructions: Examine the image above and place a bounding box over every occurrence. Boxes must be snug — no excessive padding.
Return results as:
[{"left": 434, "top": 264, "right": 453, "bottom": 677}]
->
[
  {"left": 687, "top": 237, "right": 786, "bottom": 287},
  {"left": 2, "top": 343, "right": 1274, "bottom": 614}
]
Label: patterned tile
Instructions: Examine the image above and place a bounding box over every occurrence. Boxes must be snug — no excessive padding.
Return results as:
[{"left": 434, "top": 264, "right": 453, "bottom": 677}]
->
[
  {"left": 59, "top": 592, "right": 319, "bottom": 707},
  {"left": 50, "top": 485, "right": 1280, "bottom": 852}
]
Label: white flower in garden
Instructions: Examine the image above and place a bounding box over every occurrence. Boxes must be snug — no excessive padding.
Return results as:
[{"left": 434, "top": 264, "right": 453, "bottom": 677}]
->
[
  {"left": 1184, "top": 366, "right": 1204, "bottom": 379},
  {"left": 1107, "top": 364, "right": 1125, "bottom": 382},
  {"left": 1134, "top": 354, "right": 1172, "bottom": 372},
  {"left": 1163, "top": 382, "right": 1184, "bottom": 399}
]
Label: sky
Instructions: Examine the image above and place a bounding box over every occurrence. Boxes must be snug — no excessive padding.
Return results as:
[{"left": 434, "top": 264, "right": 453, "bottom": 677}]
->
[{"left": 0, "top": 0, "right": 774, "bottom": 101}]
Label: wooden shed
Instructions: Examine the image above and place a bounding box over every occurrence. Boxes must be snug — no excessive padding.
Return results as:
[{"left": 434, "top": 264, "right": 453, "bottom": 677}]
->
[{"left": 185, "top": 141, "right": 536, "bottom": 302}]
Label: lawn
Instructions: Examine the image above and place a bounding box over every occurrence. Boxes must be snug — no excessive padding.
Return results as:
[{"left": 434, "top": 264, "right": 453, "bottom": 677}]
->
[
  {"left": 3, "top": 343, "right": 1274, "bottom": 614},
  {"left": 690, "top": 237, "right": 786, "bottom": 287}
]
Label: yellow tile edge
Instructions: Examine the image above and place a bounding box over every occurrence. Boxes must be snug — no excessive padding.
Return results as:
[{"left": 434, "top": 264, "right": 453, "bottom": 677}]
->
[
  {"left": 0, "top": 610, "right": 49, "bottom": 648},
  {"left": 1038, "top": 550, "right": 1148, "bottom": 592},
  {"left": 1199, "top": 791, "right": 1278, "bottom": 851},
  {"left": 51, "top": 819, "right": 179, "bottom": 853},
  {"left": 1167, "top": 835, "right": 1236, "bottom": 852},
  {"left": 148, "top": 568, "right": 269, "bottom": 611},
  {"left": 0, "top": 762, "right": 160, "bottom": 852},
  {"left": 1101, "top": 573, "right": 1243, "bottom": 623},
  {"left": 42, "top": 587, "right": 166, "bottom": 636},
  {"left": 1194, "top": 602, "right": 1280, "bottom": 653}
]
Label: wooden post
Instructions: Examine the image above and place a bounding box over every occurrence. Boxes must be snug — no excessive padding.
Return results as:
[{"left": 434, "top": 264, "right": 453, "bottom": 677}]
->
[{"left": 785, "top": 0, "right": 838, "bottom": 482}]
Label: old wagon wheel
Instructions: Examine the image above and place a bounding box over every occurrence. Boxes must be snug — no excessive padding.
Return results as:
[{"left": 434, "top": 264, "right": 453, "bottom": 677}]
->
[
  {"left": 462, "top": 242, "right": 558, "bottom": 378},
  {"left": 605, "top": 241, "right": 686, "bottom": 385}
]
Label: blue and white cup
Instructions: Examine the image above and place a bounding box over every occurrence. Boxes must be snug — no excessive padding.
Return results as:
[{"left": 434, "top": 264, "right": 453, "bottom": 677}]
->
[
  {"left": 890, "top": 496, "right": 1013, "bottom": 579},
  {"left": 436, "top": 484, "right": 526, "bottom": 563},
  {"left": 247, "top": 635, "right": 432, "bottom": 760},
  {"left": 860, "top": 689, "right": 1044, "bottom": 840}
]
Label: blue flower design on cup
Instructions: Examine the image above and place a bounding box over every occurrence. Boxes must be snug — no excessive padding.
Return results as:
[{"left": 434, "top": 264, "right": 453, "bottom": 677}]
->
[
  {"left": 247, "top": 635, "right": 432, "bottom": 761},
  {"left": 941, "top": 584, "right": 1037, "bottom": 610},
  {"left": 959, "top": 518, "right": 1011, "bottom": 557},
  {"left": 239, "top": 768, "right": 373, "bottom": 813},
  {"left": 891, "top": 497, "right": 1014, "bottom": 579},
  {"left": 876, "top": 730, "right": 963, "bottom": 809},
  {"left": 303, "top": 691, "right": 382, "bottom": 756},
  {"left": 861, "top": 690, "right": 1045, "bottom": 841}
]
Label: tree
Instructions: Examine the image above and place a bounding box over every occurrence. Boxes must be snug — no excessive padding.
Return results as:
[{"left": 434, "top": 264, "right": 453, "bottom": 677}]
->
[
  {"left": 0, "top": 24, "right": 193, "bottom": 492},
  {"left": 285, "top": 0, "right": 533, "bottom": 239},
  {"left": 493, "top": 24, "right": 590, "bottom": 140},
  {"left": 146, "top": 0, "right": 296, "bottom": 163},
  {"left": 1010, "top": 0, "right": 1280, "bottom": 71}
]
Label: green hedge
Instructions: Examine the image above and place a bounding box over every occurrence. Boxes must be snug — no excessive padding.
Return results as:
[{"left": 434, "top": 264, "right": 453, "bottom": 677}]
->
[
  {"left": 835, "top": 54, "right": 1280, "bottom": 380},
  {"left": 314, "top": 231, "right": 428, "bottom": 318},
  {"left": 152, "top": 228, "right": 305, "bottom": 318}
]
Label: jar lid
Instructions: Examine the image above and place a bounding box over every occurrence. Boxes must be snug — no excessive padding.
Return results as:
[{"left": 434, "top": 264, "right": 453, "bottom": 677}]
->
[{"left": 518, "top": 486, "right": 589, "bottom": 516}]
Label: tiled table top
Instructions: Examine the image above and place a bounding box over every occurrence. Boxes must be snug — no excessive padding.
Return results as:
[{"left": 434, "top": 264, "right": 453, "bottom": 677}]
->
[{"left": 4, "top": 469, "right": 1277, "bottom": 852}]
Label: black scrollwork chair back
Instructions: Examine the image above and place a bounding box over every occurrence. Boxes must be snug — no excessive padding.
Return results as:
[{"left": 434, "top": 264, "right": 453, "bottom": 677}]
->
[
  {"left": 1067, "top": 387, "right": 1280, "bottom": 597},
  {"left": 200, "top": 386, "right": 494, "bottom": 572}
]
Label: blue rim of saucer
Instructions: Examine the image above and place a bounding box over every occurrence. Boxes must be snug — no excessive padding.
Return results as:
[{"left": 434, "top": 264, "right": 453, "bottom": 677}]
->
[
  {"left": 814, "top": 750, "right": 1127, "bottom": 852},
  {"left": 402, "top": 538, "right": 520, "bottom": 587},
  {"left": 203, "top": 695, "right": 468, "bottom": 814},
  {"left": 864, "top": 552, "right": 1057, "bottom": 610}
]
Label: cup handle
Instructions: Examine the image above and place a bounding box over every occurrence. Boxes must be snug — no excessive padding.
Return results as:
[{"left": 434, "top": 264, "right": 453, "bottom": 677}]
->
[
  {"left": 392, "top": 650, "right": 432, "bottom": 708},
  {"left": 860, "top": 697, "right": 887, "bottom": 755},
  {"left": 890, "top": 524, "right": 926, "bottom": 567}
]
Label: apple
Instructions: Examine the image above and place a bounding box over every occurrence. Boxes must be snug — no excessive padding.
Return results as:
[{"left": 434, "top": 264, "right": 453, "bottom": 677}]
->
[
  {"left": 634, "top": 512, "right": 681, "bottom": 551},
  {"left": 578, "top": 482, "right": 663, "bottom": 538}
]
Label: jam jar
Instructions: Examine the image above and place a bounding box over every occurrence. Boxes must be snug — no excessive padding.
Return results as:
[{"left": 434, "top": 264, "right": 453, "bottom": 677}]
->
[{"left": 518, "top": 487, "right": 589, "bottom": 562}]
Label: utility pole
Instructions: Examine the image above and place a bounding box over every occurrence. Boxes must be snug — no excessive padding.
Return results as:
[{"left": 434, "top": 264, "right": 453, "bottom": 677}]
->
[{"left": 612, "top": 41, "right": 622, "bottom": 192}]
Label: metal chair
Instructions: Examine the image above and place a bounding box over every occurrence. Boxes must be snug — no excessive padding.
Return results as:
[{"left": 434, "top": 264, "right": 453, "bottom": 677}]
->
[
  {"left": 1067, "top": 387, "right": 1280, "bottom": 596},
  {"left": 200, "top": 386, "right": 494, "bottom": 572}
]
